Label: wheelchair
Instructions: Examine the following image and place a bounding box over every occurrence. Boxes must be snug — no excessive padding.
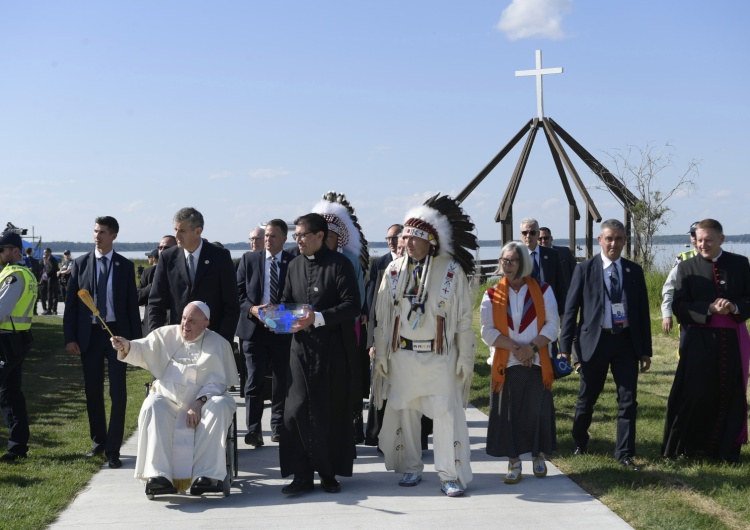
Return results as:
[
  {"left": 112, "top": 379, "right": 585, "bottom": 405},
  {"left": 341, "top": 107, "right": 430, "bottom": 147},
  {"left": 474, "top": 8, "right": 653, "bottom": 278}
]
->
[{"left": 143, "top": 382, "right": 239, "bottom": 499}]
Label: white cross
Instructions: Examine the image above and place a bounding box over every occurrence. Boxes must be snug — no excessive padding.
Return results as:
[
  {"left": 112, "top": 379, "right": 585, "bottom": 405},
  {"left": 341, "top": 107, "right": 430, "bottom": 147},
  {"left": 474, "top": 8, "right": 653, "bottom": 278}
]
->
[{"left": 515, "top": 50, "right": 563, "bottom": 119}]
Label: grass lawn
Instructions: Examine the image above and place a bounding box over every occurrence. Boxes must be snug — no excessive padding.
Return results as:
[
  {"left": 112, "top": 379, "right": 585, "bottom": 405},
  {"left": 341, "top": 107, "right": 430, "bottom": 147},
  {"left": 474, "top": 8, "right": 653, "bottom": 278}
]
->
[{"left": 0, "top": 316, "right": 151, "bottom": 530}]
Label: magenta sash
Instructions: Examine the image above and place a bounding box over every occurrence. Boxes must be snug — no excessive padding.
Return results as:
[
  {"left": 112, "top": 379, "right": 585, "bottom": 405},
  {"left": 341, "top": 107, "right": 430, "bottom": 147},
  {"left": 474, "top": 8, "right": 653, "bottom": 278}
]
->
[{"left": 692, "top": 314, "right": 750, "bottom": 444}]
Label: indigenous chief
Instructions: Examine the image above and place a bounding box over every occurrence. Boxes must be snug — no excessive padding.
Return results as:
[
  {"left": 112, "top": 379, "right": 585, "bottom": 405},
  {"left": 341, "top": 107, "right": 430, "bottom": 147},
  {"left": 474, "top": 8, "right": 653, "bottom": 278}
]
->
[
  {"left": 373, "top": 194, "right": 477, "bottom": 497},
  {"left": 279, "top": 213, "right": 360, "bottom": 495},
  {"left": 111, "top": 302, "right": 239, "bottom": 494},
  {"left": 0, "top": 231, "right": 38, "bottom": 462},
  {"left": 662, "top": 219, "right": 750, "bottom": 463},
  {"left": 480, "top": 241, "right": 559, "bottom": 484},
  {"left": 311, "top": 192, "right": 370, "bottom": 443},
  {"left": 559, "top": 219, "right": 652, "bottom": 471},
  {"left": 63, "top": 216, "right": 142, "bottom": 469}
]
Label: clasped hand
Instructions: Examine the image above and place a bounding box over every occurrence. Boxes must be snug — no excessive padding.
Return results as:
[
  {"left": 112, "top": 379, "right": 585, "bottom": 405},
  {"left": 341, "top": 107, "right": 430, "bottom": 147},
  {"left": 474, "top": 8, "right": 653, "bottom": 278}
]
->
[
  {"left": 510, "top": 342, "right": 535, "bottom": 367},
  {"left": 186, "top": 401, "right": 203, "bottom": 429},
  {"left": 709, "top": 298, "right": 736, "bottom": 315}
]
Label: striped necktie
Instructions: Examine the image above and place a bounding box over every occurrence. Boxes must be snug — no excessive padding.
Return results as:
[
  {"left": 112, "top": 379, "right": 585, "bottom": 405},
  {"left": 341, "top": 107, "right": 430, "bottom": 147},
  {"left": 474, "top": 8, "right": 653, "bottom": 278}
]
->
[{"left": 269, "top": 256, "right": 279, "bottom": 304}]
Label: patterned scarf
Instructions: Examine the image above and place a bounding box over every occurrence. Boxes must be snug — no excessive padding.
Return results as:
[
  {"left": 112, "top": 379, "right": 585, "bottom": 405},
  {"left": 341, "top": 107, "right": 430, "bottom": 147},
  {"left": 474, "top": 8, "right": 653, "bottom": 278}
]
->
[{"left": 488, "top": 276, "right": 554, "bottom": 393}]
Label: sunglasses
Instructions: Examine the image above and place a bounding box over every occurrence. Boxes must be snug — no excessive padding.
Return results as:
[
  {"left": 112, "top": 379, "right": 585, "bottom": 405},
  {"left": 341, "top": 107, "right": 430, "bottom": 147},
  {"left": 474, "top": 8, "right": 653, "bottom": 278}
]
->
[
  {"left": 538, "top": 236, "right": 551, "bottom": 242},
  {"left": 521, "top": 230, "right": 538, "bottom": 236}
]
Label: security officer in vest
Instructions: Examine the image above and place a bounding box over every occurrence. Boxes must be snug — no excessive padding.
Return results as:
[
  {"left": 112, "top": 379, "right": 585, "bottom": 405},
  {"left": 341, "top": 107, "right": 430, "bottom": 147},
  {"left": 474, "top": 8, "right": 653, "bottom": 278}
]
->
[
  {"left": 0, "top": 231, "right": 38, "bottom": 462},
  {"left": 661, "top": 222, "right": 699, "bottom": 334}
]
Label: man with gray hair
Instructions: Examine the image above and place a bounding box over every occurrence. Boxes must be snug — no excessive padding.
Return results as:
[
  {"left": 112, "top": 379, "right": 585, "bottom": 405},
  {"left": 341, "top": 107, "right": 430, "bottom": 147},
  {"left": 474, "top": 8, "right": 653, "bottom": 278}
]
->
[
  {"left": 559, "top": 219, "right": 652, "bottom": 470},
  {"left": 519, "top": 218, "right": 567, "bottom": 316},
  {"left": 148, "top": 207, "right": 240, "bottom": 345}
]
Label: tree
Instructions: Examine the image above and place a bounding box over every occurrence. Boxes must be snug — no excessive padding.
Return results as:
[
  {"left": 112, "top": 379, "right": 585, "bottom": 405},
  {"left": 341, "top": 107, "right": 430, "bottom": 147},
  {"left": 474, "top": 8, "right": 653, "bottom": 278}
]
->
[{"left": 595, "top": 142, "right": 699, "bottom": 271}]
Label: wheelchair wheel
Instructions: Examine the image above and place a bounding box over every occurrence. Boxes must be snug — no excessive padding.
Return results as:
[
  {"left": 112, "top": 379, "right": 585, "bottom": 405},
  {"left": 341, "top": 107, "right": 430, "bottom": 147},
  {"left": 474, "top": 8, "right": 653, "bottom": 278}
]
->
[
  {"left": 146, "top": 493, "right": 155, "bottom": 500},
  {"left": 222, "top": 471, "right": 231, "bottom": 497}
]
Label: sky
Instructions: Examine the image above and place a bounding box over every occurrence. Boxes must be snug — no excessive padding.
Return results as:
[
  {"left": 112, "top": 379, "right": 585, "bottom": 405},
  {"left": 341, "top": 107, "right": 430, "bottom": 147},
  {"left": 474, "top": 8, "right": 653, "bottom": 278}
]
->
[{"left": 1, "top": 0, "right": 748, "bottom": 246}]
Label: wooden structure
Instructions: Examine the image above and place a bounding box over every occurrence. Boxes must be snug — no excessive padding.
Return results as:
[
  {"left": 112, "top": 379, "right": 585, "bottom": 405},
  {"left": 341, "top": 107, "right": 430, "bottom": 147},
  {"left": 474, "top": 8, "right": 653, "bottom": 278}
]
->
[{"left": 455, "top": 51, "right": 639, "bottom": 258}]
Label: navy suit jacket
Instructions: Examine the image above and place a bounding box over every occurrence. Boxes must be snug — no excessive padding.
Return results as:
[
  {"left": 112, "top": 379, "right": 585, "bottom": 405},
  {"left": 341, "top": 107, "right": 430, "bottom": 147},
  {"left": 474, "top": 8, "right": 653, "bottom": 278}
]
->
[
  {"left": 363, "top": 252, "right": 392, "bottom": 318},
  {"left": 147, "top": 240, "right": 240, "bottom": 344},
  {"left": 63, "top": 250, "right": 142, "bottom": 351},
  {"left": 553, "top": 245, "right": 577, "bottom": 286},
  {"left": 559, "top": 254, "right": 652, "bottom": 362},
  {"left": 235, "top": 249, "right": 294, "bottom": 340}
]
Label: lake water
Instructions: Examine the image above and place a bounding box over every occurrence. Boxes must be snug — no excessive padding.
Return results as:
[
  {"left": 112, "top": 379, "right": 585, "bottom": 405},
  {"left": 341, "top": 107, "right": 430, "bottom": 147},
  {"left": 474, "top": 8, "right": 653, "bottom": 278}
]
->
[{"left": 76, "top": 243, "right": 750, "bottom": 272}]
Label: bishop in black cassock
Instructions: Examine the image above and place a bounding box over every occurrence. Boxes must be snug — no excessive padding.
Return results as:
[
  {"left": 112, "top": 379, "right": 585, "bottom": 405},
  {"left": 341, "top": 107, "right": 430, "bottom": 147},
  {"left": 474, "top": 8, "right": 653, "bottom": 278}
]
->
[{"left": 662, "top": 220, "right": 750, "bottom": 463}]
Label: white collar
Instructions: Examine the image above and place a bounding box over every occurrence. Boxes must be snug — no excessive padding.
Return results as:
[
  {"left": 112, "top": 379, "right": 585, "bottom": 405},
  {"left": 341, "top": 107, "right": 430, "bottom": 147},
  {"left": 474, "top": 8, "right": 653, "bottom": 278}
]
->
[
  {"left": 94, "top": 249, "right": 114, "bottom": 260},
  {"left": 183, "top": 240, "right": 204, "bottom": 260},
  {"left": 265, "top": 249, "right": 283, "bottom": 261},
  {"left": 600, "top": 251, "right": 622, "bottom": 270}
]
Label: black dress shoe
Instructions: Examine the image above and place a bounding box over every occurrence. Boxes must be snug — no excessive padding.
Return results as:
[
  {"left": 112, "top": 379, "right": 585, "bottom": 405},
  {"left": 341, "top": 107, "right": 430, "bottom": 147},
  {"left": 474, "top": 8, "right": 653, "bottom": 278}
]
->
[
  {"left": 244, "top": 431, "right": 264, "bottom": 447},
  {"left": 320, "top": 474, "right": 341, "bottom": 493},
  {"left": 572, "top": 446, "right": 589, "bottom": 456},
  {"left": 271, "top": 429, "right": 280, "bottom": 443},
  {"left": 147, "top": 476, "right": 175, "bottom": 490},
  {"left": 86, "top": 447, "right": 105, "bottom": 458},
  {"left": 620, "top": 456, "right": 640, "bottom": 471},
  {"left": 0, "top": 452, "right": 26, "bottom": 463},
  {"left": 108, "top": 455, "right": 122, "bottom": 469},
  {"left": 281, "top": 476, "right": 314, "bottom": 495}
]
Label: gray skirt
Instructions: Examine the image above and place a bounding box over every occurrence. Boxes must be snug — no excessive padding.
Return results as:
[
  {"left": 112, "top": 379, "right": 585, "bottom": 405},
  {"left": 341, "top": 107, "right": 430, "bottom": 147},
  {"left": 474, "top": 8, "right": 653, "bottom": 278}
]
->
[{"left": 486, "top": 364, "right": 557, "bottom": 458}]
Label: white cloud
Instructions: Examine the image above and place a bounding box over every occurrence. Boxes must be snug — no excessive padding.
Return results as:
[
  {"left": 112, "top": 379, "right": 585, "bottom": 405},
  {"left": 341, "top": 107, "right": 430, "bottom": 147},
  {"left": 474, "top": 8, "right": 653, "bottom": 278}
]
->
[
  {"left": 209, "top": 171, "right": 231, "bottom": 180},
  {"left": 248, "top": 167, "right": 290, "bottom": 180},
  {"left": 496, "top": 0, "right": 572, "bottom": 41},
  {"left": 714, "top": 189, "right": 731, "bottom": 198}
]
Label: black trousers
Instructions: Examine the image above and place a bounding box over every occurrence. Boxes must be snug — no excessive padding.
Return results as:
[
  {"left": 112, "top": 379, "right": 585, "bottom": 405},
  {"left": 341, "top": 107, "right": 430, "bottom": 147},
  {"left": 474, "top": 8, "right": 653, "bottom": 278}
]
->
[
  {"left": 80, "top": 323, "right": 127, "bottom": 456},
  {"left": 0, "top": 331, "right": 31, "bottom": 457},
  {"left": 243, "top": 327, "right": 291, "bottom": 433},
  {"left": 572, "top": 328, "right": 639, "bottom": 461}
]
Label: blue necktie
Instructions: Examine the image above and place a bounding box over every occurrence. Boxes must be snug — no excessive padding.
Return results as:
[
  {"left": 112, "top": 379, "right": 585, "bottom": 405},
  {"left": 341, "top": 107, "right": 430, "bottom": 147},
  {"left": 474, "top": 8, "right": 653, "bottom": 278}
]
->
[
  {"left": 187, "top": 253, "right": 195, "bottom": 285},
  {"left": 97, "top": 256, "right": 108, "bottom": 320},
  {"left": 610, "top": 264, "right": 622, "bottom": 333},
  {"left": 531, "top": 251, "right": 540, "bottom": 281}
]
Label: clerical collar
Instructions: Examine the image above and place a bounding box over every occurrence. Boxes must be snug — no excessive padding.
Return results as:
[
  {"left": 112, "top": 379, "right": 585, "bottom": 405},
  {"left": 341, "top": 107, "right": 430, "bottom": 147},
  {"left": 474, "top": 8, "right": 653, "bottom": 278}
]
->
[{"left": 700, "top": 250, "right": 723, "bottom": 263}]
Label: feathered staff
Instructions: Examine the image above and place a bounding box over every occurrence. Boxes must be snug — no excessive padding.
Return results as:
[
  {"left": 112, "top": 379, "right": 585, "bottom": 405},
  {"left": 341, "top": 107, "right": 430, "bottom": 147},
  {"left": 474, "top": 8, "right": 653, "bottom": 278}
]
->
[{"left": 77, "top": 289, "right": 114, "bottom": 337}]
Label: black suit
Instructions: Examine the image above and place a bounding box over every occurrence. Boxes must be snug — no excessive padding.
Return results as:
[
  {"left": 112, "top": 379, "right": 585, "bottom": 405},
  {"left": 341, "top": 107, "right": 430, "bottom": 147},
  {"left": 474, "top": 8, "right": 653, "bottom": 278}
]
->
[
  {"left": 553, "top": 245, "right": 577, "bottom": 288},
  {"left": 147, "top": 240, "right": 240, "bottom": 344},
  {"left": 63, "top": 250, "right": 142, "bottom": 456},
  {"left": 560, "top": 254, "right": 652, "bottom": 461},
  {"left": 530, "top": 245, "right": 568, "bottom": 315},
  {"left": 362, "top": 252, "right": 392, "bottom": 322},
  {"left": 235, "top": 249, "right": 294, "bottom": 434}
]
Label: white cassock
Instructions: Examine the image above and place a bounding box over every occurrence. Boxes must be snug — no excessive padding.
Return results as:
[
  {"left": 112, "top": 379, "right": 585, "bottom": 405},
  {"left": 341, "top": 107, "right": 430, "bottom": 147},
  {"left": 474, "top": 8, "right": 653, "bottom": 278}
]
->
[{"left": 120, "top": 326, "right": 239, "bottom": 491}]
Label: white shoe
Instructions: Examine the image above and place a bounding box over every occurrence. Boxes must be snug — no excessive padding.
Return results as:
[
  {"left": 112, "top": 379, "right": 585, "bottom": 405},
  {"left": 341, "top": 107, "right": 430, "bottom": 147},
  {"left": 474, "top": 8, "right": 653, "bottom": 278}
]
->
[
  {"left": 504, "top": 460, "right": 522, "bottom": 484},
  {"left": 532, "top": 454, "right": 547, "bottom": 478}
]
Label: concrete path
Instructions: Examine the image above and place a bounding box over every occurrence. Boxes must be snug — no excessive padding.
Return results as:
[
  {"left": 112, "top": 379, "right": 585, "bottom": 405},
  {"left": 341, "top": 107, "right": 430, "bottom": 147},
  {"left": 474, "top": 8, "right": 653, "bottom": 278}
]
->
[{"left": 49, "top": 394, "right": 632, "bottom": 530}]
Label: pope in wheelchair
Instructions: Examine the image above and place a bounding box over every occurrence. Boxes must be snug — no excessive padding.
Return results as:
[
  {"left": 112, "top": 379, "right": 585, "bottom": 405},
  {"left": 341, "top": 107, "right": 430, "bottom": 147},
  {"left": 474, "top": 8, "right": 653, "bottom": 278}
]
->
[{"left": 111, "top": 301, "right": 239, "bottom": 497}]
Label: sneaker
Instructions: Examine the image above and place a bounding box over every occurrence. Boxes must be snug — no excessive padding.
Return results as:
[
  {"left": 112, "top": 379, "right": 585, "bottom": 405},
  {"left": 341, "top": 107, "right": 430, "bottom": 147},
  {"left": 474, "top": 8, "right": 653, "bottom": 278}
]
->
[
  {"left": 440, "top": 480, "right": 464, "bottom": 497},
  {"left": 504, "top": 460, "right": 522, "bottom": 484},
  {"left": 398, "top": 473, "right": 422, "bottom": 487},
  {"left": 532, "top": 454, "right": 547, "bottom": 478}
]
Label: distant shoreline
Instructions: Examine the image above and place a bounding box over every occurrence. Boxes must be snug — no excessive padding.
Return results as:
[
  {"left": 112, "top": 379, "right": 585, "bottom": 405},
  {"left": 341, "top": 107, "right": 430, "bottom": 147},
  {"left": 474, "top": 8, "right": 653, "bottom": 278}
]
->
[{"left": 35, "top": 234, "right": 750, "bottom": 253}]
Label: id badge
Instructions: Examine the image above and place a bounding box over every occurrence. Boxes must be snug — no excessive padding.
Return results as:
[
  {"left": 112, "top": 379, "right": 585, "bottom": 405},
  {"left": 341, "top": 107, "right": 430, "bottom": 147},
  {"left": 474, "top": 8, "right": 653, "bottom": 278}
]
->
[{"left": 611, "top": 302, "right": 626, "bottom": 325}]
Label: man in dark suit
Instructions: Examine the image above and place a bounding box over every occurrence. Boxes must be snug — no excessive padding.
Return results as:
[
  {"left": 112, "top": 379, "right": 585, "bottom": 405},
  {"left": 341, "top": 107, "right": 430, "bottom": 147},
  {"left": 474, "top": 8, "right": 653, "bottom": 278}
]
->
[
  {"left": 539, "top": 226, "right": 577, "bottom": 287},
  {"left": 41, "top": 248, "right": 60, "bottom": 315},
  {"left": 147, "top": 207, "right": 240, "bottom": 345},
  {"left": 559, "top": 218, "right": 652, "bottom": 470},
  {"left": 520, "top": 218, "right": 568, "bottom": 315},
  {"left": 236, "top": 218, "right": 294, "bottom": 446},
  {"left": 361, "top": 223, "right": 402, "bottom": 445},
  {"left": 63, "top": 216, "right": 142, "bottom": 468}
]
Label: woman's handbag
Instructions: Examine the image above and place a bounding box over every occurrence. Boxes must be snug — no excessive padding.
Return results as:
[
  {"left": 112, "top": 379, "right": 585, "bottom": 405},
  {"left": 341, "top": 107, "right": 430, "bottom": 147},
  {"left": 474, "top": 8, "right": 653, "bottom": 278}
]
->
[{"left": 552, "top": 354, "right": 573, "bottom": 379}]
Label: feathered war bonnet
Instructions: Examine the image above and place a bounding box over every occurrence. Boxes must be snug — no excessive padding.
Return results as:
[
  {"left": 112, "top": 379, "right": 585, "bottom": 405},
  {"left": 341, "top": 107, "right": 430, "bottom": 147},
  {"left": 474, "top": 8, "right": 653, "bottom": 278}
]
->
[
  {"left": 403, "top": 194, "right": 478, "bottom": 275},
  {"left": 311, "top": 191, "right": 370, "bottom": 274}
]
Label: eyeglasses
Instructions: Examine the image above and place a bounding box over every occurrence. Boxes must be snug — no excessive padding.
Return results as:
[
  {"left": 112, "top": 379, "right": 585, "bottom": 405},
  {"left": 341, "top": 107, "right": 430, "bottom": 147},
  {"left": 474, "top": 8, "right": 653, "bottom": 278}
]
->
[
  {"left": 521, "top": 230, "right": 538, "bottom": 236},
  {"left": 157, "top": 245, "right": 172, "bottom": 250},
  {"left": 249, "top": 237, "right": 264, "bottom": 241},
  {"left": 293, "top": 231, "right": 316, "bottom": 241},
  {"left": 538, "top": 236, "right": 551, "bottom": 242},
  {"left": 385, "top": 236, "right": 400, "bottom": 241},
  {"left": 500, "top": 258, "right": 520, "bottom": 266}
]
